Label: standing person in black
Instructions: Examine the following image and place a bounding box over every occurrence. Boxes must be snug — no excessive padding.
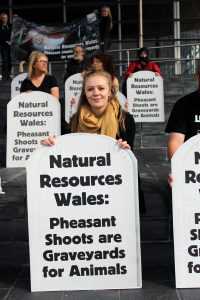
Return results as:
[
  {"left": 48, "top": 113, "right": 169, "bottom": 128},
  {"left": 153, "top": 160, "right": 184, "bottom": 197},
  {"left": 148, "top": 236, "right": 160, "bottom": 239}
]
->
[
  {"left": 165, "top": 59, "right": 200, "bottom": 188},
  {"left": 99, "top": 6, "right": 113, "bottom": 52},
  {"left": 64, "top": 45, "right": 87, "bottom": 81},
  {"left": 0, "top": 13, "right": 12, "bottom": 80}
]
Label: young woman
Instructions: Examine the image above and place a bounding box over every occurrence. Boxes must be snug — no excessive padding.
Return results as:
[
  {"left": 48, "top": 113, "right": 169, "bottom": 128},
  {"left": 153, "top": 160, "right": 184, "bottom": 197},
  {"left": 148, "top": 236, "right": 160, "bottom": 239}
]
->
[
  {"left": 20, "top": 51, "right": 59, "bottom": 100},
  {"left": 42, "top": 69, "right": 145, "bottom": 212},
  {"left": 42, "top": 69, "right": 134, "bottom": 149}
]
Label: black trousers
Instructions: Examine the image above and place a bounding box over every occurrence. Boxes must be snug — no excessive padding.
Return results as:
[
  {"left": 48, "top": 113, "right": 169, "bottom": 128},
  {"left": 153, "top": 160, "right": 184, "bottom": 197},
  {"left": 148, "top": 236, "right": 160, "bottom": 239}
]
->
[
  {"left": 1, "top": 46, "right": 11, "bottom": 78},
  {"left": 138, "top": 174, "right": 146, "bottom": 213}
]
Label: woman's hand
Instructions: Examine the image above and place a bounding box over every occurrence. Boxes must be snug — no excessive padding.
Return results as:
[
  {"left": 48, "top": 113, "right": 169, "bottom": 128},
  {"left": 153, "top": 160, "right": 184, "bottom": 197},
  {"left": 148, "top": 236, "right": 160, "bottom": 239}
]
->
[
  {"left": 124, "top": 100, "right": 129, "bottom": 110},
  {"left": 117, "top": 139, "right": 131, "bottom": 149},
  {"left": 21, "top": 90, "right": 32, "bottom": 93},
  {"left": 168, "top": 172, "right": 173, "bottom": 188},
  {"left": 70, "top": 97, "right": 77, "bottom": 107},
  {"left": 41, "top": 135, "right": 56, "bottom": 146}
]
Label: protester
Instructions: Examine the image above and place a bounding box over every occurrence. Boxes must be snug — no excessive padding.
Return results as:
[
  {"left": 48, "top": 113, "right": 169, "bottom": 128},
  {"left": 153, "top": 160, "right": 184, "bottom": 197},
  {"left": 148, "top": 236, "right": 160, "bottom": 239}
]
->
[
  {"left": 20, "top": 51, "right": 59, "bottom": 100},
  {"left": 166, "top": 60, "right": 200, "bottom": 188},
  {"left": 90, "top": 52, "right": 119, "bottom": 92},
  {"left": 124, "top": 47, "right": 162, "bottom": 79},
  {"left": 41, "top": 69, "right": 145, "bottom": 212},
  {"left": 98, "top": 6, "right": 113, "bottom": 52},
  {"left": 0, "top": 13, "right": 12, "bottom": 80},
  {"left": 64, "top": 45, "right": 87, "bottom": 81},
  {"left": 122, "top": 47, "right": 162, "bottom": 96}
]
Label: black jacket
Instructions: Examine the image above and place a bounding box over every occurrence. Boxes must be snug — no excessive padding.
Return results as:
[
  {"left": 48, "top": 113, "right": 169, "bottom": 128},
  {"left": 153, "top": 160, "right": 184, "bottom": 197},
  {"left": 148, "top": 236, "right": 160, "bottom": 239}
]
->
[
  {"left": 64, "top": 58, "right": 88, "bottom": 81},
  {"left": 0, "top": 22, "right": 12, "bottom": 48}
]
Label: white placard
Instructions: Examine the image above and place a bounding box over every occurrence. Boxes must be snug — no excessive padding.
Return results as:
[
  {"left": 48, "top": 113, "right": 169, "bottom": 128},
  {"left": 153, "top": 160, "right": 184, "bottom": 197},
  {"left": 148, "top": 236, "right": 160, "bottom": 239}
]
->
[
  {"left": 26, "top": 133, "right": 142, "bottom": 292},
  {"left": 172, "top": 135, "right": 200, "bottom": 288},
  {"left": 65, "top": 73, "right": 83, "bottom": 123},
  {"left": 11, "top": 73, "right": 28, "bottom": 99},
  {"left": 116, "top": 91, "right": 127, "bottom": 110},
  {"left": 6, "top": 91, "right": 60, "bottom": 168},
  {"left": 127, "top": 71, "right": 164, "bottom": 122}
]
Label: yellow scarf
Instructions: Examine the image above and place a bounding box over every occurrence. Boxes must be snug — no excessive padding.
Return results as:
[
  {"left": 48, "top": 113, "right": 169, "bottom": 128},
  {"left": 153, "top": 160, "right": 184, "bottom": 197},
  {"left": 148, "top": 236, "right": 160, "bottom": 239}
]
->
[{"left": 77, "top": 99, "right": 120, "bottom": 138}]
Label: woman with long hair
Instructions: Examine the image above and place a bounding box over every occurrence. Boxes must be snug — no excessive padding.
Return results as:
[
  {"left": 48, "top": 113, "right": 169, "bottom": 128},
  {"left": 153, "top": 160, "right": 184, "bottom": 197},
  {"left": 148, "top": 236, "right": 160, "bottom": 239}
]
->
[
  {"left": 20, "top": 51, "right": 59, "bottom": 100},
  {"left": 90, "top": 52, "right": 119, "bottom": 93},
  {"left": 42, "top": 69, "right": 134, "bottom": 149},
  {"left": 42, "top": 69, "right": 146, "bottom": 212}
]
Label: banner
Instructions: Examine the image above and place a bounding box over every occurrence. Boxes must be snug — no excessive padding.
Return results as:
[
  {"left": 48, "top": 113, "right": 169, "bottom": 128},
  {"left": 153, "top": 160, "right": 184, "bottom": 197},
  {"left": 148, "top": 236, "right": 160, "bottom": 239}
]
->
[
  {"left": 11, "top": 13, "right": 100, "bottom": 61},
  {"left": 127, "top": 71, "right": 164, "bottom": 122},
  {"left": 6, "top": 91, "right": 60, "bottom": 168},
  {"left": 172, "top": 135, "right": 200, "bottom": 288},
  {"left": 26, "top": 133, "right": 142, "bottom": 292},
  {"left": 11, "top": 73, "right": 27, "bottom": 99}
]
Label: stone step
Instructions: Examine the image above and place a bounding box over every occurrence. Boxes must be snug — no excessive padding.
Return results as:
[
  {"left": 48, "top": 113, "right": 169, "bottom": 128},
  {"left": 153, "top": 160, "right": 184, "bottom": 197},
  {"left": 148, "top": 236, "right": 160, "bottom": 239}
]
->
[{"left": 0, "top": 213, "right": 172, "bottom": 243}]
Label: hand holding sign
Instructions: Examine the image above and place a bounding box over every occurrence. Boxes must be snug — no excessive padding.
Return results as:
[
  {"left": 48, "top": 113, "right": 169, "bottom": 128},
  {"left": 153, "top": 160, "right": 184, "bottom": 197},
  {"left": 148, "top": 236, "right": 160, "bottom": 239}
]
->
[{"left": 41, "top": 135, "right": 131, "bottom": 150}]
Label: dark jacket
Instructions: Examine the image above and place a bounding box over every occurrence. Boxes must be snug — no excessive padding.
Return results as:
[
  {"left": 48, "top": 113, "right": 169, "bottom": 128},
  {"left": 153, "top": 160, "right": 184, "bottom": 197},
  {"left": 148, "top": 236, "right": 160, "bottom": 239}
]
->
[
  {"left": 64, "top": 58, "right": 88, "bottom": 81},
  {"left": 0, "top": 22, "right": 12, "bottom": 48},
  {"left": 99, "top": 16, "right": 112, "bottom": 51}
]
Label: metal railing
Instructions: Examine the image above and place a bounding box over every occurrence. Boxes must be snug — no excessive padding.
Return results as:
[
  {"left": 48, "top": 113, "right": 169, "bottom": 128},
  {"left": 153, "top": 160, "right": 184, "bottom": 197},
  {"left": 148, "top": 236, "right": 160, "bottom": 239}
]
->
[{"left": 1, "top": 42, "right": 200, "bottom": 80}]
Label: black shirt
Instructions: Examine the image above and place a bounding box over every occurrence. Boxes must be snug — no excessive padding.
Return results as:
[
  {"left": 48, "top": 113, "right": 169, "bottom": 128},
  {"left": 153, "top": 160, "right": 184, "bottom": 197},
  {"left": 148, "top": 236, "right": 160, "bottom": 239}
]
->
[
  {"left": 20, "top": 74, "right": 58, "bottom": 94},
  {"left": 165, "top": 90, "right": 200, "bottom": 141},
  {"left": 64, "top": 58, "right": 87, "bottom": 81},
  {"left": 99, "top": 16, "right": 111, "bottom": 40}
]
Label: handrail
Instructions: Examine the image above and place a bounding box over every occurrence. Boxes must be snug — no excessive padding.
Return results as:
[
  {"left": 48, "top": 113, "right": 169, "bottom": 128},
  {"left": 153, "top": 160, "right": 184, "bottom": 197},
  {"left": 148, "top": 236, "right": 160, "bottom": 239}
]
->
[
  {"left": 3, "top": 42, "right": 200, "bottom": 79},
  {"left": 107, "top": 42, "right": 200, "bottom": 76}
]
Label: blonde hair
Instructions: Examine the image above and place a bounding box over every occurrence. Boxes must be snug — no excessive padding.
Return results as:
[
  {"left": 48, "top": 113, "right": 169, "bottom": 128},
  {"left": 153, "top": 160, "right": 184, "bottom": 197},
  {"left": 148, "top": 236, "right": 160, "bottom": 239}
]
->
[
  {"left": 27, "top": 51, "right": 48, "bottom": 79},
  {"left": 101, "top": 6, "right": 113, "bottom": 30},
  {"left": 71, "top": 69, "right": 125, "bottom": 132}
]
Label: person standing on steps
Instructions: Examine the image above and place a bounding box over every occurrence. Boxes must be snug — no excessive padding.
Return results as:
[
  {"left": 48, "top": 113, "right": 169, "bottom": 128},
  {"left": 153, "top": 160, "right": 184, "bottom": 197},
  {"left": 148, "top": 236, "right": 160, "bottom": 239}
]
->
[{"left": 0, "top": 13, "right": 12, "bottom": 80}]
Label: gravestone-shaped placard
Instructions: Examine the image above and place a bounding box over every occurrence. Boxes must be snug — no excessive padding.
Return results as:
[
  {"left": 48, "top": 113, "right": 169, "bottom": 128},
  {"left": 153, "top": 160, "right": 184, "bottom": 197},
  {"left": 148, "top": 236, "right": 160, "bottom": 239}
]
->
[
  {"left": 26, "top": 133, "right": 142, "bottom": 292},
  {"left": 65, "top": 73, "right": 83, "bottom": 123},
  {"left": 7, "top": 91, "right": 60, "bottom": 168},
  {"left": 172, "top": 135, "right": 200, "bottom": 288},
  {"left": 11, "top": 73, "right": 28, "bottom": 99},
  {"left": 116, "top": 91, "right": 127, "bottom": 110},
  {"left": 127, "top": 71, "right": 164, "bottom": 122}
]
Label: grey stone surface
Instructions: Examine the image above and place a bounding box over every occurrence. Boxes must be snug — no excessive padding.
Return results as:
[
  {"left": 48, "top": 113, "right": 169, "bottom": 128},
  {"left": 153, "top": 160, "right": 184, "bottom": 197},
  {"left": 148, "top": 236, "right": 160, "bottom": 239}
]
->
[
  {"left": 4, "top": 279, "right": 63, "bottom": 300},
  {"left": 63, "top": 290, "right": 119, "bottom": 300},
  {"left": 120, "top": 281, "right": 179, "bottom": 300}
]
